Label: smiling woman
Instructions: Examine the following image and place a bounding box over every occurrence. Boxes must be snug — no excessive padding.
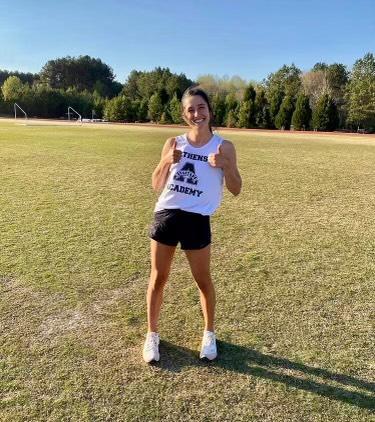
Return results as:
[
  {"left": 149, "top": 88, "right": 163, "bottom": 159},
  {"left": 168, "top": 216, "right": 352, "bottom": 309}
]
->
[
  {"left": 183, "top": 90, "right": 214, "bottom": 133},
  {"left": 143, "top": 86, "right": 242, "bottom": 363}
]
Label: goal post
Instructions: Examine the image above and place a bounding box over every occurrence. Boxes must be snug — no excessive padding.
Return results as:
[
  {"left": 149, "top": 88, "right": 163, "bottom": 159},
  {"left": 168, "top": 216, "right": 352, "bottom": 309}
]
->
[
  {"left": 14, "top": 103, "right": 28, "bottom": 120},
  {"left": 67, "top": 106, "right": 82, "bottom": 122}
]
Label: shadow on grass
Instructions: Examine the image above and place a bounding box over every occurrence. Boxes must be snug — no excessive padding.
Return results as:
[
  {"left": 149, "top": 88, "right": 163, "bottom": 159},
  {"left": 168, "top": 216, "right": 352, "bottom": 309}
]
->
[{"left": 157, "top": 340, "right": 375, "bottom": 410}]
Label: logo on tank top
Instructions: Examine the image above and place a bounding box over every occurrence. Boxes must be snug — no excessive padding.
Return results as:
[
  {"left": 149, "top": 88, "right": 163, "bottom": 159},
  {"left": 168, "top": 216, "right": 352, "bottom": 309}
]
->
[{"left": 173, "top": 162, "right": 198, "bottom": 185}]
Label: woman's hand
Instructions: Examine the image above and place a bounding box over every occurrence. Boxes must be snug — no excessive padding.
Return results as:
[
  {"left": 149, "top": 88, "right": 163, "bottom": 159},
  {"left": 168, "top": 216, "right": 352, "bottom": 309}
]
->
[
  {"left": 164, "top": 138, "right": 182, "bottom": 164},
  {"left": 208, "top": 144, "right": 228, "bottom": 169},
  {"left": 152, "top": 137, "right": 182, "bottom": 191},
  {"left": 209, "top": 141, "right": 242, "bottom": 196}
]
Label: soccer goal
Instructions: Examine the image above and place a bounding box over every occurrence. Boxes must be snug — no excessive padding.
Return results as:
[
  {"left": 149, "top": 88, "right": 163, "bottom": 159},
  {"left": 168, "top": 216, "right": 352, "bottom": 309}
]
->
[
  {"left": 67, "top": 106, "right": 82, "bottom": 123},
  {"left": 14, "top": 103, "right": 28, "bottom": 121}
]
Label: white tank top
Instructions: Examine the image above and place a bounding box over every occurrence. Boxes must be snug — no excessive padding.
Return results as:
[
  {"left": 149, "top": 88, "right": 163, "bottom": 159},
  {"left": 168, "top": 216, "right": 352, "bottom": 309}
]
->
[{"left": 154, "top": 133, "right": 224, "bottom": 216}]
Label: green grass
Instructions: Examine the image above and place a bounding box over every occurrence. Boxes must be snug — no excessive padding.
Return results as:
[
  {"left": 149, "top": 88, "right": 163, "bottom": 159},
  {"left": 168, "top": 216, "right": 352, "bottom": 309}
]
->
[{"left": 0, "top": 120, "right": 374, "bottom": 421}]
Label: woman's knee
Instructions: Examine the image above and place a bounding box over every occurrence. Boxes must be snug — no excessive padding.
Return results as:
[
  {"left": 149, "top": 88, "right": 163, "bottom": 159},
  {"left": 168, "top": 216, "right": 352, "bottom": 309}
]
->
[
  {"left": 194, "top": 274, "right": 214, "bottom": 293},
  {"left": 149, "top": 270, "right": 169, "bottom": 290}
]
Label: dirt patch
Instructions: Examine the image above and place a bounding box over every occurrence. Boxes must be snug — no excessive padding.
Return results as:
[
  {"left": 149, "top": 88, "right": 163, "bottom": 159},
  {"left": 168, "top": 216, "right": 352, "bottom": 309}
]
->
[
  {"left": 39, "top": 310, "right": 91, "bottom": 338},
  {"left": 0, "top": 274, "right": 15, "bottom": 286}
]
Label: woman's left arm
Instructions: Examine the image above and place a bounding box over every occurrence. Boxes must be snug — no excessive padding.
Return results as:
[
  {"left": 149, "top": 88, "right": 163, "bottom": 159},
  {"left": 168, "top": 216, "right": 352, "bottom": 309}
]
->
[{"left": 208, "top": 140, "right": 242, "bottom": 196}]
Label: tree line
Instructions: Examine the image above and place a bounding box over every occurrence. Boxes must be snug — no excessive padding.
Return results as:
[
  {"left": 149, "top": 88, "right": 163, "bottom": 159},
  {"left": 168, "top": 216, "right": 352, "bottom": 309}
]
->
[{"left": 1, "top": 53, "right": 374, "bottom": 132}]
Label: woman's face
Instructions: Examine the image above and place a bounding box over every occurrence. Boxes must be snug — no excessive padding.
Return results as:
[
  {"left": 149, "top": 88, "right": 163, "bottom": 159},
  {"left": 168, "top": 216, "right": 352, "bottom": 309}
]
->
[{"left": 182, "top": 95, "right": 211, "bottom": 129}]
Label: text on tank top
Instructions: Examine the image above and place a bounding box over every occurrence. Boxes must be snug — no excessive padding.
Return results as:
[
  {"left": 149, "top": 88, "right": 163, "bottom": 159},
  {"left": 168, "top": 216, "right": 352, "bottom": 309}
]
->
[{"left": 154, "top": 133, "right": 224, "bottom": 216}]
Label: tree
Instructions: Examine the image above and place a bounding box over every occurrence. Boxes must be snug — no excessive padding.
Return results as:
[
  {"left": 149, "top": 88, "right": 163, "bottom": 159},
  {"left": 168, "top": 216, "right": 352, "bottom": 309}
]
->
[
  {"left": 265, "top": 64, "right": 302, "bottom": 126},
  {"left": 237, "top": 100, "right": 251, "bottom": 128},
  {"left": 291, "top": 94, "right": 312, "bottom": 130},
  {"left": 237, "top": 99, "right": 256, "bottom": 128},
  {"left": 160, "top": 109, "right": 172, "bottom": 124},
  {"left": 254, "top": 88, "right": 272, "bottom": 129},
  {"left": 326, "top": 64, "right": 349, "bottom": 95},
  {"left": 243, "top": 84, "right": 256, "bottom": 102},
  {"left": 268, "top": 89, "right": 284, "bottom": 126},
  {"left": 23, "top": 84, "right": 66, "bottom": 118},
  {"left": 132, "top": 98, "right": 149, "bottom": 122},
  {"left": 92, "top": 92, "right": 106, "bottom": 119},
  {"left": 168, "top": 93, "right": 182, "bottom": 123},
  {"left": 312, "top": 94, "right": 339, "bottom": 131},
  {"left": 148, "top": 93, "right": 163, "bottom": 122},
  {"left": 275, "top": 95, "right": 295, "bottom": 129},
  {"left": 238, "top": 83, "right": 257, "bottom": 128},
  {"left": 40, "top": 55, "right": 119, "bottom": 96},
  {"left": 157, "top": 87, "right": 169, "bottom": 105},
  {"left": 312, "top": 62, "right": 329, "bottom": 72},
  {"left": 302, "top": 70, "right": 330, "bottom": 109},
  {"left": 165, "top": 74, "right": 192, "bottom": 99},
  {"left": 225, "top": 93, "right": 238, "bottom": 114},
  {"left": 197, "top": 74, "right": 248, "bottom": 99},
  {"left": 304, "top": 62, "right": 348, "bottom": 127},
  {"left": 123, "top": 67, "right": 193, "bottom": 103},
  {"left": 346, "top": 53, "right": 375, "bottom": 131},
  {"left": 211, "top": 93, "right": 226, "bottom": 127},
  {"left": 1, "top": 76, "right": 25, "bottom": 102},
  {"left": 256, "top": 105, "right": 271, "bottom": 129},
  {"left": 195, "top": 74, "right": 217, "bottom": 96},
  {"left": 63, "top": 87, "right": 95, "bottom": 118},
  {"left": 312, "top": 62, "right": 348, "bottom": 94},
  {"left": 0, "top": 70, "right": 37, "bottom": 86},
  {"left": 138, "top": 99, "right": 149, "bottom": 121},
  {"left": 122, "top": 70, "right": 141, "bottom": 99},
  {"left": 265, "top": 64, "right": 302, "bottom": 99},
  {"left": 226, "top": 109, "right": 238, "bottom": 128},
  {"left": 103, "top": 96, "right": 132, "bottom": 121}
]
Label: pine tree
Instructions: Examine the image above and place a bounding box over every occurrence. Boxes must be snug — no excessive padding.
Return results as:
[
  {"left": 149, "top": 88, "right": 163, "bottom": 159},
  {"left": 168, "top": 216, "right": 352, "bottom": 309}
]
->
[
  {"left": 312, "top": 94, "right": 339, "bottom": 131},
  {"left": 168, "top": 93, "right": 182, "bottom": 123},
  {"left": 103, "top": 96, "right": 132, "bottom": 121},
  {"left": 160, "top": 111, "right": 170, "bottom": 124},
  {"left": 224, "top": 93, "right": 238, "bottom": 127},
  {"left": 346, "top": 53, "right": 375, "bottom": 131},
  {"left": 254, "top": 89, "right": 271, "bottom": 129},
  {"left": 256, "top": 106, "right": 272, "bottom": 129},
  {"left": 225, "top": 93, "right": 238, "bottom": 112},
  {"left": 130, "top": 98, "right": 148, "bottom": 122},
  {"left": 226, "top": 109, "right": 238, "bottom": 128},
  {"left": 269, "top": 90, "right": 284, "bottom": 127},
  {"left": 238, "top": 100, "right": 251, "bottom": 128},
  {"left": 275, "top": 95, "right": 295, "bottom": 129},
  {"left": 211, "top": 93, "right": 226, "bottom": 127},
  {"left": 291, "top": 94, "right": 312, "bottom": 130},
  {"left": 243, "top": 84, "right": 256, "bottom": 102},
  {"left": 148, "top": 93, "right": 163, "bottom": 122}
]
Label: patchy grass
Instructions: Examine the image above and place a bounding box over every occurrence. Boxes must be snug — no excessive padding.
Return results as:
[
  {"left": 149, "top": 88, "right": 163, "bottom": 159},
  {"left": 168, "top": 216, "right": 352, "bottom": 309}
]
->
[{"left": 0, "top": 121, "right": 374, "bottom": 421}]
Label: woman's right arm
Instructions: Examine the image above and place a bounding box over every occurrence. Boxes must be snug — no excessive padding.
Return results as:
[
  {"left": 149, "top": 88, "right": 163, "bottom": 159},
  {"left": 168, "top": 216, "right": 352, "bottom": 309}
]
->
[{"left": 152, "top": 137, "right": 181, "bottom": 192}]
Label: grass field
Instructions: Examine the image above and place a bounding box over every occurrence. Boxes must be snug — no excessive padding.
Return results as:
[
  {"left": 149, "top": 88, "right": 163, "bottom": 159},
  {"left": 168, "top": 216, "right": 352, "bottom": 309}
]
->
[{"left": 0, "top": 120, "right": 374, "bottom": 421}]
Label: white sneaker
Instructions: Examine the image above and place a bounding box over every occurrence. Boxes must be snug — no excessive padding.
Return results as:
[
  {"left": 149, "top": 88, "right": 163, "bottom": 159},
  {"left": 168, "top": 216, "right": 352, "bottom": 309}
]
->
[
  {"left": 143, "top": 332, "right": 160, "bottom": 363},
  {"left": 200, "top": 330, "right": 217, "bottom": 360}
]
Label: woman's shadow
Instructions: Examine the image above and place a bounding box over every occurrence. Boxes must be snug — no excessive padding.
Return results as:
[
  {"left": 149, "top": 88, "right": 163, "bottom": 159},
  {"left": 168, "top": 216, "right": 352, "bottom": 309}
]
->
[{"left": 156, "top": 340, "right": 375, "bottom": 410}]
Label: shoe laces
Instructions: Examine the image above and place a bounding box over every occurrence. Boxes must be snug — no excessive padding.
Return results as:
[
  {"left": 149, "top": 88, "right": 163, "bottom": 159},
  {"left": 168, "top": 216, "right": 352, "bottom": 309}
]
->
[
  {"left": 202, "top": 331, "right": 216, "bottom": 347},
  {"left": 145, "top": 334, "right": 159, "bottom": 351}
]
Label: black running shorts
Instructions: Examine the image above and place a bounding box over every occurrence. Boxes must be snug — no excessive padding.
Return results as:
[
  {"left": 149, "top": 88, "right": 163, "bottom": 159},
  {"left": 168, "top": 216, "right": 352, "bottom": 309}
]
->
[{"left": 149, "top": 209, "right": 211, "bottom": 250}]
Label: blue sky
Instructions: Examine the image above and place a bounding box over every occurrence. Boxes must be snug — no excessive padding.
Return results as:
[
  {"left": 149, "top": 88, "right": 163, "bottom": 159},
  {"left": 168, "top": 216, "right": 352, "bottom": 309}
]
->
[{"left": 0, "top": 0, "right": 374, "bottom": 83}]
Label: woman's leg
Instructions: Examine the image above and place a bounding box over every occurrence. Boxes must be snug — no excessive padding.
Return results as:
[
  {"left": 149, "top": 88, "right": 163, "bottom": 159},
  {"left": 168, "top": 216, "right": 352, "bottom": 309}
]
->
[
  {"left": 184, "top": 245, "right": 215, "bottom": 332},
  {"left": 147, "top": 239, "right": 176, "bottom": 333}
]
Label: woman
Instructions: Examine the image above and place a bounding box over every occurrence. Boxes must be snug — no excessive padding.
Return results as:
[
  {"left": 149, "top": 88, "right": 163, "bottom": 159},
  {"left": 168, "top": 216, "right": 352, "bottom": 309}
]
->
[{"left": 143, "top": 87, "right": 242, "bottom": 363}]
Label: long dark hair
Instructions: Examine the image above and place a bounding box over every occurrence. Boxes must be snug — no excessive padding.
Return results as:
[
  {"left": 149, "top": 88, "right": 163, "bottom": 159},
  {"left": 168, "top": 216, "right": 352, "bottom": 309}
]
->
[{"left": 181, "top": 86, "right": 214, "bottom": 133}]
